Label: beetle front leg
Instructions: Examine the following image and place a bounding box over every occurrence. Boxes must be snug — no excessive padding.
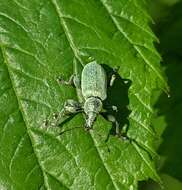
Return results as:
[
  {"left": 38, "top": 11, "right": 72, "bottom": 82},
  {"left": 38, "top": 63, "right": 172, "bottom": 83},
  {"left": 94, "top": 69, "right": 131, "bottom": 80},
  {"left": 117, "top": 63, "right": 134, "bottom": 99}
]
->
[
  {"left": 63, "top": 99, "right": 82, "bottom": 114},
  {"left": 57, "top": 74, "right": 76, "bottom": 87},
  {"left": 46, "top": 99, "right": 83, "bottom": 127},
  {"left": 57, "top": 74, "right": 82, "bottom": 92}
]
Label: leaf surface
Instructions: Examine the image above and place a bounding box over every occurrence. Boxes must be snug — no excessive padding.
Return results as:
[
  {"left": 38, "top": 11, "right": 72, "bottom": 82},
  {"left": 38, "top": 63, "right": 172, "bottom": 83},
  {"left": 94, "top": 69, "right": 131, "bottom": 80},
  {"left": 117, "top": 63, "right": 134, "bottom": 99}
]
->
[{"left": 0, "top": 0, "right": 167, "bottom": 189}]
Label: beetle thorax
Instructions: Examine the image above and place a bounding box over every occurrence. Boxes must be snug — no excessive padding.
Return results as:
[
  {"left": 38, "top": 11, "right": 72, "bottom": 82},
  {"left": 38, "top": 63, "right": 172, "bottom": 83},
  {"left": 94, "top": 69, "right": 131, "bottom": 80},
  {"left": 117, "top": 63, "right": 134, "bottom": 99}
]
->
[{"left": 84, "top": 97, "right": 102, "bottom": 115}]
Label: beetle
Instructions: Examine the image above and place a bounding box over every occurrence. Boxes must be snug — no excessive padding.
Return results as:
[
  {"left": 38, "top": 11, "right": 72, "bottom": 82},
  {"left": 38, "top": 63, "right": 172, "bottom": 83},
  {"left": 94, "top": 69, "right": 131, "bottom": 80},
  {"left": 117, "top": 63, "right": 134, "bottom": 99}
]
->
[{"left": 53, "top": 61, "right": 120, "bottom": 135}]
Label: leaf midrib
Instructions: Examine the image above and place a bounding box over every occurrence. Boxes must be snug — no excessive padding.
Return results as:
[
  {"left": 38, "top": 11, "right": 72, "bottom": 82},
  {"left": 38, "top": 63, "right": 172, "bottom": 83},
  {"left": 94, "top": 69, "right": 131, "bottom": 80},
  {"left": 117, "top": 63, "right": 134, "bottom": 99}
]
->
[{"left": 50, "top": 1, "right": 121, "bottom": 189}]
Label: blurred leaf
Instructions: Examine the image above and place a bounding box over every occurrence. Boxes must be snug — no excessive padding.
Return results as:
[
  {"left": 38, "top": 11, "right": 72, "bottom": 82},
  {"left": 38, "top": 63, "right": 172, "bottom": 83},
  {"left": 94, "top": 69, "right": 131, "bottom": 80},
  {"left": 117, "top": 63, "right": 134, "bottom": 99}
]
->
[
  {"left": 159, "top": 3, "right": 182, "bottom": 56},
  {"left": 156, "top": 57, "right": 182, "bottom": 181},
  {"left": 141, "top": 173, "right": 182, "bottom": 190},
  {"left": 159, "top": 0, "right": 180, "bottom": 6},
  {"left": 148, "top": 0, "right": 180, "bottom": 24},
  {"left": 0, "top": 0, "right": 167, "bottom": 189},
  {"left": 153, "top": 1, "right": 182, "bottom": 182}
]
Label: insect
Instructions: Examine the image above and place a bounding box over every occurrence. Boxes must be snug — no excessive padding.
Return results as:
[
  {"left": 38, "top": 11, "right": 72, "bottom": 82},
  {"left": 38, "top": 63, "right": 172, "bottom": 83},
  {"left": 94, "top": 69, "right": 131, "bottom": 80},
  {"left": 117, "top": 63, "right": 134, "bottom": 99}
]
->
[{"left": 55, "top": 61, "right": 120, "bottom": 135}]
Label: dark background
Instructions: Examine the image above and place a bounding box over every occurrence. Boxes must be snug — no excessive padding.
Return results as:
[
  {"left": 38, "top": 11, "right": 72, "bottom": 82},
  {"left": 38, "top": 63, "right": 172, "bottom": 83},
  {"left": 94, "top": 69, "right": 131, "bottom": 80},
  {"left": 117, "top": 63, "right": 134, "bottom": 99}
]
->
[{"left": 140, "top": 0, "right": 182, "bottom": 189}]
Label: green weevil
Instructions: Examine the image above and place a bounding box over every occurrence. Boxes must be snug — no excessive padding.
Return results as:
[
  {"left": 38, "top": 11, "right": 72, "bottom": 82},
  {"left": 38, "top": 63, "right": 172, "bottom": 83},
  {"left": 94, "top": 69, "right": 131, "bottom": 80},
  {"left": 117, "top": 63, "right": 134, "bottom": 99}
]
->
[{"left": 55, "top": 61, "right": 119, "bottom": 134}]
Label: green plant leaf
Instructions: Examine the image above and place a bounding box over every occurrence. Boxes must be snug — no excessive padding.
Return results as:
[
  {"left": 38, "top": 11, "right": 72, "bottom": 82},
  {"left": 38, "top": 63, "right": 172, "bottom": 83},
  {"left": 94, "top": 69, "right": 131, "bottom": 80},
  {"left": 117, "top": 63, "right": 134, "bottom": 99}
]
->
[{"left": 0, "top": 0, "right": 167, "bottom": 189}]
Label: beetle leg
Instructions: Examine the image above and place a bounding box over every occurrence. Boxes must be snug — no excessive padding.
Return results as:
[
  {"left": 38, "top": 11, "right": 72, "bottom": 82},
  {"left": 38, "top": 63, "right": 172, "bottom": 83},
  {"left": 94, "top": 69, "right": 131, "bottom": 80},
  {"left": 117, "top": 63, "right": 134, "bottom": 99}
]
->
[
  {"left": 101, "top": 112, "right": 129, "bottom": 139},
  {"left": 73, "top": 75, "right": 81, "bottom": 89},
  {"left": 110, "top": 105, "right": 118, "bottom": 112},
  {"left": 103, "top": 104, "right": 118, "bottom": 112},
  {"left": 109, "top": 74, "right": 117, "bottom": 87},
  {"left": 57, "top": 74, "right": 75, "bottom": 87},
  {"left": 49, "top": 99, "right": 83, "bottom": 127},
  {"left": 57, "top": 74, "right": 84, "bottom": 101},
  {"left": 120, "top": 124, "right": 129, "bottom": 139},
  {"left": 101, "top": 112, "right": 120, "bottom": 136},
  {"left": 62, "top": 99, "right": 83, "bottom": 115},
  {"left": 105, "top": 114, "right": 120, "bottom": 136},
  {"left": 57, "top": 73, "right": 82, "bottom": 88},
  {"left": 109, "top": 66, "right": 120, "bottom": 87}
]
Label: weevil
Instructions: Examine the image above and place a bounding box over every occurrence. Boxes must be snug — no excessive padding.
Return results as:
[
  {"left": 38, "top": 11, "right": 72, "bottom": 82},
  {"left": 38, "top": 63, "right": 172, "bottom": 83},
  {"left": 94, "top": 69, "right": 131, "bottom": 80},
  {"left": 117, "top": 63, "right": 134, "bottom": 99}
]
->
[{"left": 55, "top": 61, "right": 120, "bottom": 134}]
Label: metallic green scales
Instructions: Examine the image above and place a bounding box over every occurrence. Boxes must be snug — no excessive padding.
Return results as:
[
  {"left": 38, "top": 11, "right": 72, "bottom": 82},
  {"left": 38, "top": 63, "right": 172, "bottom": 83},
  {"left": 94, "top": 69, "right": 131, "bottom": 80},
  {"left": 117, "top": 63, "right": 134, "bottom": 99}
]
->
[{"left": 81, "top": 61, "right": 107, "bottom": 100}]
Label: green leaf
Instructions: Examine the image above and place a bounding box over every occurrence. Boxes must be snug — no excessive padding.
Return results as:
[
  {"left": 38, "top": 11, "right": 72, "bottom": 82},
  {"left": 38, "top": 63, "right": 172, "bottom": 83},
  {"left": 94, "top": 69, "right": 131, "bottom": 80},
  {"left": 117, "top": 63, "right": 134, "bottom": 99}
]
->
[{"left": 0, "top": 0, "right": 167, "bottom": 189}]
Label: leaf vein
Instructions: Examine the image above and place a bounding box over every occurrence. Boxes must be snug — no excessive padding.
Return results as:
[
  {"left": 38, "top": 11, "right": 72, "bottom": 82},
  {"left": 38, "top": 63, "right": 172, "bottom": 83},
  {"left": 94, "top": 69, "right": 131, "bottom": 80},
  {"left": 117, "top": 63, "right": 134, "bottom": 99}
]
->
[
  {"left": 129, "top": 116, "right": 155, "bottom": 137},
  {"left": 132, "top": 141, "right": 160, "bottom": 181},
  {"left": 50, "top": 0, "right": 83, "bottom": 65},
  {"left": 132, "top": 93, "right": 153, "bottom": 113},
  {"left": 9, "top": 133, "right": 27, "bottom": 175},
  {"left": 0, "top": 12, "right": 29, "bottom": 34},
  {"left": 6, "top": 45, "right": 46, "bottom": 67},
  {"left": 44, "top": 171, "right": 69, "bottom": 190},
  {"left": 24, "top": 164, "right": 39, "bottom": 183},
  {"left": 61, "top": 15, "right": 101, "bottom": 39},
  {"left": 90, "top": 132, "right": 120, "bottom": 190},
  {"left": 0, "top": 46, "right": 48, "bottom": 189}
]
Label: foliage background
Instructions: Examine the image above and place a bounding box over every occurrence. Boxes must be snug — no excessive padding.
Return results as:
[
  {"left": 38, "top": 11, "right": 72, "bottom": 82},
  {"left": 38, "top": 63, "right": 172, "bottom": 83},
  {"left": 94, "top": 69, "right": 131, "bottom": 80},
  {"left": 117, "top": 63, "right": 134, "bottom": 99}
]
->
[{"left": 142, "top": 0, "right": 182, "bottom": 189}]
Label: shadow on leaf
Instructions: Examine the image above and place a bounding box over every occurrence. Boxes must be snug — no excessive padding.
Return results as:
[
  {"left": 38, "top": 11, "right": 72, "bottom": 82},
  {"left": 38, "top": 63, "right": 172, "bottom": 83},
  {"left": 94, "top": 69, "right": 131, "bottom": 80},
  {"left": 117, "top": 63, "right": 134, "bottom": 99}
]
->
[{"left": 102, "top": 64, "right": 131, "bottom": 136}]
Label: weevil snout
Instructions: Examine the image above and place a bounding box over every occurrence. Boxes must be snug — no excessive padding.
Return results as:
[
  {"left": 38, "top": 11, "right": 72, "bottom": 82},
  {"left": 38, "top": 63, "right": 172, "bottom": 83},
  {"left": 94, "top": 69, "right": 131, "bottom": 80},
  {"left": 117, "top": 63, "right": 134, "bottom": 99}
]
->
[{"left": 84, "top": 97, "right": 103, "bottom": 128}]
